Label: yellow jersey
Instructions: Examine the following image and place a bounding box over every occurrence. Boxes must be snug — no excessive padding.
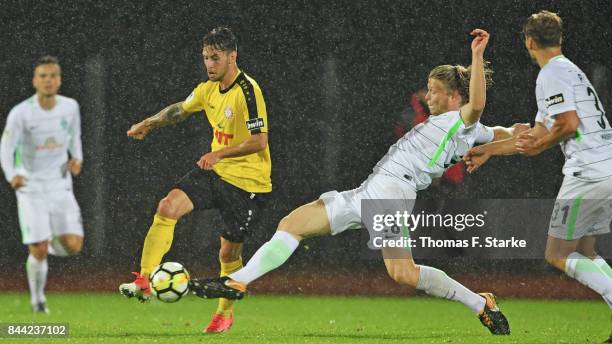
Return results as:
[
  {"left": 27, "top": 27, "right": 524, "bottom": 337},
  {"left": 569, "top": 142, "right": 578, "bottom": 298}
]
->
[{"left": 182, "top": 71, "right": 271, "bottom": 193}]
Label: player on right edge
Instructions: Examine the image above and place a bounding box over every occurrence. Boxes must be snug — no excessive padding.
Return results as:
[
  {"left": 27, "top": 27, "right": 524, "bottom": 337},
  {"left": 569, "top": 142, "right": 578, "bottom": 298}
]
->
[
  {"left": 464, "top": 11, "right": 612, "bottom": 342},
  {"left": 190, "top": 29, "right": 515, "bottom": 335}
]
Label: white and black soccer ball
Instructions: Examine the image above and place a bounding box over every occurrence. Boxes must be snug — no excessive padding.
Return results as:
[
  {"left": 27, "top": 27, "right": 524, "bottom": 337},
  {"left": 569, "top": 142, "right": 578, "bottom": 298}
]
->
[{"left": 149, "top": 262, "right": 190, "bottom": 303}]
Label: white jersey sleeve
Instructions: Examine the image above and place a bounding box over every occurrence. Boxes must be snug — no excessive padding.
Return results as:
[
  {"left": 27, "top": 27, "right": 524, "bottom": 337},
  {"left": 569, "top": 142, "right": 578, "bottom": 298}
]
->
[
  {"left": 373, "top": 110, "right": 487, "bottom": 191},
  {"left": 539, "top": 70, "right": 577, "bottom": 116},
  {"left": 474, "top": 124, "right": 495, "bottom": 144},
  {"left": 535, "top": 110, "right": 545, "bottom": 124},
  {"left": 0, "top": 107, "right": 24, "bottom": 182},
  {"left": 68, "top": 101, "right": 83, "bottom": 161}
]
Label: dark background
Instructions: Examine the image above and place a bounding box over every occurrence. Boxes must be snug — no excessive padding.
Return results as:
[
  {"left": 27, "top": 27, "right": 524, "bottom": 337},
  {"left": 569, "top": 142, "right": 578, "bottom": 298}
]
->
[{"left": 1, "top": 0, "right": 610, "bottom": 281}]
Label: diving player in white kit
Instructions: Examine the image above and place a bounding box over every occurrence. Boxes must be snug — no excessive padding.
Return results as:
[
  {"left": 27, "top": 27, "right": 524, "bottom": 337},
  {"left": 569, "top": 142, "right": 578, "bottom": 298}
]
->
[
  {"left": 464, "top": 11, "right": 612, "bottom": 342},
  {"left": 1, "top": 56, "right": 84, "bottom": 313},
  {"left": 188, "top": 29, "right": 524, "bottom": 335}
]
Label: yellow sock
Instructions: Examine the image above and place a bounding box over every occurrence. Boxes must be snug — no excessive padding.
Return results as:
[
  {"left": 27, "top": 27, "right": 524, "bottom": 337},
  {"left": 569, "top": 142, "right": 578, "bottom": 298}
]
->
[
  {"left": 216, "top": 257, "right": 243, "bottom": 317},
  {"left": 140, "top": 214, "right": 177, "bottom": 277}
]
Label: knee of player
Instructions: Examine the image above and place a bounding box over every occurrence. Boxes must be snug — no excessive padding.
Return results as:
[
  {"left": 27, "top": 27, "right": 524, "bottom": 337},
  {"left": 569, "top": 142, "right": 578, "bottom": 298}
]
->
[
  {"left": 544, "top": 251, "right": 566, "bottom": 270},
  {"left": 156, "top": 190, "right": 192, "bottom": 219},
  {"left": 157, "top": 197, "right": 179, "bottom": 219},
  {"left": 29, "top": 242, "right": 49, "bottom": 260},
  {"left": 277, "top": 215, "right": 291, "bottom": 230},
  {"left": 277, "top": 217, "right": 302, "bottom": 240},
  {"left": 64, "top": 236, "right": 83, "bottom": 255}
]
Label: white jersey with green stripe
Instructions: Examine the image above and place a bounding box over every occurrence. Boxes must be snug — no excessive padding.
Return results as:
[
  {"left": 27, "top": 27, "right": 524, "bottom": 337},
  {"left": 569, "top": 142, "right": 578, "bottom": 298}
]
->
[
  {"left": 373, "top": 110, "right": 494, "bottom": 191},
  {"left": 0, "top": 95, "right": 82, "bottom": 191},
  {"left": 534, "top": 55, "right": 612, "bottom": 181}
]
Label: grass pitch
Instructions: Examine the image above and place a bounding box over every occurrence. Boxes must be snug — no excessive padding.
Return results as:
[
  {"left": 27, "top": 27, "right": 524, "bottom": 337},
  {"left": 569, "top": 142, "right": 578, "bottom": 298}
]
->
[{"left": 0, "top": 292, "right": 608, "bottom": 343}]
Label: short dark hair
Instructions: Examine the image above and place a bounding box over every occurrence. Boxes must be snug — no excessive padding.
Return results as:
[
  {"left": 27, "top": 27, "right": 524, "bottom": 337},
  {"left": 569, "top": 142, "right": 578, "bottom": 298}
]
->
[
  {"left": 34, "top": 55, "right": 60, "bottom": 73},
  {"left": 203, "top": 27, "right": 237, "bottom": 52},
  {"left": 523, "top": 10, "right": 563, "bottom": 48}
]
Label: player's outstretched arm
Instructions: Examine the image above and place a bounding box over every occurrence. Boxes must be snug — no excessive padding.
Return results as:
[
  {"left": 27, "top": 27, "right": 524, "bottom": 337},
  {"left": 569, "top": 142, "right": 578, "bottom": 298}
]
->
[
  {"left": 127, "top": 102, "right": 195, "bottom": 140},
  {"left": 488, "top": 123, "right": 532, "bottom": 141},
  {"left": 460, "top": 29, "right": 490, "bottom": 126},
  {"left": 464, "top": 122, "right": 548, "bottom": 173}
]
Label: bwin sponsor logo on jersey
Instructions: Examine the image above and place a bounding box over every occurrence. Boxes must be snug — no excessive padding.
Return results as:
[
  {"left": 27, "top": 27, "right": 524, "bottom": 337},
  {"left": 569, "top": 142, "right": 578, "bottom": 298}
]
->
[
  {"left": 545, "top": 93, "right": 565, "bottom": 108},
  {"left": 246, "top": 118, "right": 264, "bottom": 131}
]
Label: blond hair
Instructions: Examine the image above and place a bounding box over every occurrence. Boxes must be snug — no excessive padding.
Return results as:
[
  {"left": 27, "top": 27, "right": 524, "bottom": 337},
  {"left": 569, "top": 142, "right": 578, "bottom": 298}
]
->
[{"left": 428, "top": 63, "right": 493, "bottom": 105}]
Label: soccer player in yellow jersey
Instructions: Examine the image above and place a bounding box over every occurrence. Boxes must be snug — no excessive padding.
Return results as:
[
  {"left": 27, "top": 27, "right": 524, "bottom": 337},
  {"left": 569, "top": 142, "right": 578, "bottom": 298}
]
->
[
  {"left": 119, "top": 27, "right": 271, "bottom": 333},
  {"left": 190, "top": 29, "right": 514, "bottom": 336}
]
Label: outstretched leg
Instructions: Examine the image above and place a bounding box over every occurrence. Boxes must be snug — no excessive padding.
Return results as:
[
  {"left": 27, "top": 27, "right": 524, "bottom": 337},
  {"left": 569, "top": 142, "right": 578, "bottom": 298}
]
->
[
  {"left": 382, "top": 248, "right": 510, "bottom": 335},
  {"left": 230, "top": 199, "right": 331, "bottom": 283},
  {"left": 190, "top": 199, "right": 330, "bottom": 298}
]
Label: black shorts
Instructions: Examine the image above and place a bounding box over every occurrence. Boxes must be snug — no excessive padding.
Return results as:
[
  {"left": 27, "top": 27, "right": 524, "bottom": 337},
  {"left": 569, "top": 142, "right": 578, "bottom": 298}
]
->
[{"left": 173, "top": 168, "right": 267, "bottom": 243}]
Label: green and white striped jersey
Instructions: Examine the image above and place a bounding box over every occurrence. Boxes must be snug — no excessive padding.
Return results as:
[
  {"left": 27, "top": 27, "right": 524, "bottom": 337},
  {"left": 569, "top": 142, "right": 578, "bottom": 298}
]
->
[
  {"left": 374, "top": 110, "right": 493, "bottom": 191},
  {"left": 535, "top": 55, "right": 612, "bottom": 181}
]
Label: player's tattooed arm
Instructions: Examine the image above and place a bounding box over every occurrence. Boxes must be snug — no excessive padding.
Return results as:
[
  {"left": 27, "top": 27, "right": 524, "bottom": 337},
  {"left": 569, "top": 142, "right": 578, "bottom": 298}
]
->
[
  {"left": 127, "top": 102, "right": 194, "bottom": 140},
  {"left": 143, "top": 102, "right": 193, "bottom": 128}
]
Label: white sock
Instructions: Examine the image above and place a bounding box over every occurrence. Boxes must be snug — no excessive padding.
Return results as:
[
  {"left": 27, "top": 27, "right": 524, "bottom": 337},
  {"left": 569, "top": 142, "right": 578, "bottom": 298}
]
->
[
  {"left": 566, "top": 252, "right": 612, "bottom": 308},
  {"left": 593, "top": 255, "right": 612, "bottom": 279},
  {"left": 593, "top": 256, "right": 612, "bottom": 308},
  {"left": 229, "top": 231, "right": 299, "bottom": 284},
  {"left": 26, "top": 254, "right": 48, "bottom": 305},
  {"left": 48, "top": 237, "right": 69, "bottom": 257},
  {"left": 417, "top": 265, "right": 486, "bottom": 314}
]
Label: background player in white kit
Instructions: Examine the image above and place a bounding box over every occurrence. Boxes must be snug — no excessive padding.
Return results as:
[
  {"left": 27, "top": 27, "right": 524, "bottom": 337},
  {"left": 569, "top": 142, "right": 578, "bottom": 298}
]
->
[
  {"left": 1, "top": 56, "right": 84, "bottom": 313},
  {"left": 189, "top": 29, "right": 528, "bottom": 335},
  {"left": 464, "top": 11, "right": 612, "bottom": 341}
]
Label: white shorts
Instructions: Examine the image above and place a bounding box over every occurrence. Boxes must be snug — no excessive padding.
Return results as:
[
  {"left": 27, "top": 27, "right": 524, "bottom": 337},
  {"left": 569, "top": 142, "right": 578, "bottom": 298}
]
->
[
  {"left": 16, "top": 188, "right": 84, "bottom": 245},
  {"left": 548, "top": 176, "right": 612, "bottom": 240},
  {"left": 320, "top": 174, "right": 417, "bottom": 235}
]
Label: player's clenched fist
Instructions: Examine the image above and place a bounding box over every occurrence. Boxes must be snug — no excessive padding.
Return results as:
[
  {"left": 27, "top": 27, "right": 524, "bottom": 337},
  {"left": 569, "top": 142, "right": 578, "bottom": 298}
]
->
[
  {"left": 197, "top": 151, "right": 223, "bottom": 170},
  {"left": 127, "top": 121, "right": 152, "bottom": 140},
  {"left": 10, "top": 175, "right": 26, "bottom": 190},
  {"left": 515, "top": 132, "right": 543, "bottom": 156},
  {"left": 68, "top": 159, "right": 82, "bottom": 176},
  {"left": 470, "top": 29, "right": 490, "bottom": 56}
]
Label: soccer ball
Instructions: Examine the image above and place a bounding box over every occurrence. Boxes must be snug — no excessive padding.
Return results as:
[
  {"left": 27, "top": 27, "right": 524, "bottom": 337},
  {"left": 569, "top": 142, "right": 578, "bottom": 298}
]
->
[{"left": 149, "top": 262, "right": 190, "bottom": 303}]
